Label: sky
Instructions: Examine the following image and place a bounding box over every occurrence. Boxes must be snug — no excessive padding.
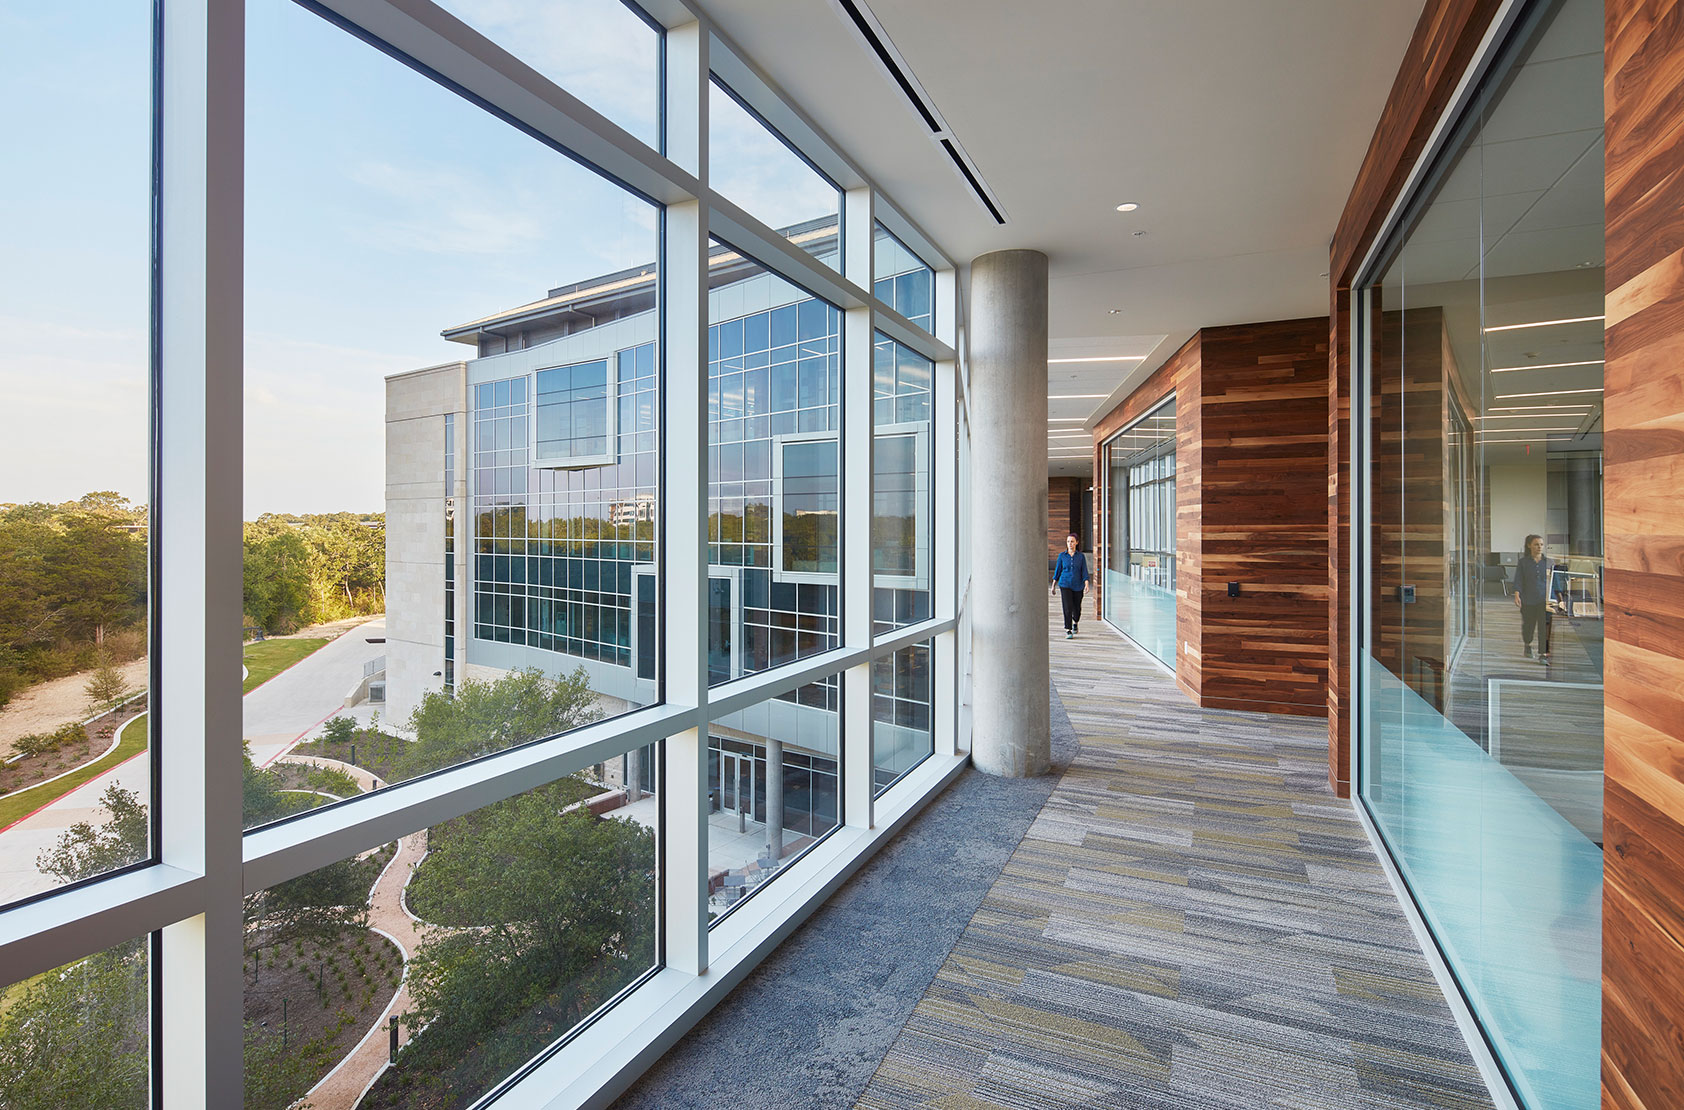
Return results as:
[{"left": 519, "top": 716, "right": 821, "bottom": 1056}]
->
[{"left": 2, "top": 0, "right": 840, "bottom": 518}]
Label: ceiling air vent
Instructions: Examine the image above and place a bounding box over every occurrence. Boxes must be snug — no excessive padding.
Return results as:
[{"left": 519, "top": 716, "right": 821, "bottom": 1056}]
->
[{"left": 833, "top": 0, "right": 1008, "bottom": 225}]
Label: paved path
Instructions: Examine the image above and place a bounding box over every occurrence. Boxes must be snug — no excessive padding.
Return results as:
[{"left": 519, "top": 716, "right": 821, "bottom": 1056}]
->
[
  {"left": 0, "top": 619, "right": 387, "bottom": 905},
  {"left": 299, "top": 756, "right": 434, "bottom": 1110}
]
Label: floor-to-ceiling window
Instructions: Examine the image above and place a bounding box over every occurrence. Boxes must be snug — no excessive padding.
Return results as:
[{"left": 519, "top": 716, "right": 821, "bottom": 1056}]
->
[
  {"left": 1101, "top": 397, "right": 1177, "bottom": 665},
  {"left": 0, "top": 2, "right": 965, "bottom": 1105},
  {"left": 1355, "top": 1, "right": 1604, "bottom": 1105}
]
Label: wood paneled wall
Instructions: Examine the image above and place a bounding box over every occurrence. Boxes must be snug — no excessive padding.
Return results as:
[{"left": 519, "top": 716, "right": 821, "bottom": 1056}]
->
[
  {"left": 1047, "top": 476, "right": 1085, "bottom": 563},
  {"left": 1326, "top": 0, "right": 1502, "bottom": 795},
  {"left": 1603, "top": 3, "right": 1684, "bottom": 1105},
  {"left": 1091, "top": 322, "right": 1328, "bottom": 715},
  {"left": 1199, "top": 319, "right": 1331, "bottom": 716}
]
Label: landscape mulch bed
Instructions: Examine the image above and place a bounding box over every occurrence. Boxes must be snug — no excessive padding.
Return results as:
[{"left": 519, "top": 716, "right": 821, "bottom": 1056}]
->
[{"left": 0, "top": 697, "right": 147, "bottom": 797}]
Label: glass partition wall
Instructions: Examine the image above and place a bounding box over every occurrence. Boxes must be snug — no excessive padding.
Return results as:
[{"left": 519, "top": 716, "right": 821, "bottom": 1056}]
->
[
  {"left": 1355, "top": 1, "right": 1604, "bottom": 1106},
  {"left": 0, "top": 2, "right": 963, "bottom": 1106},
  {"left": 1101, "top": 398, "right": 1177, "bottom": 665}
]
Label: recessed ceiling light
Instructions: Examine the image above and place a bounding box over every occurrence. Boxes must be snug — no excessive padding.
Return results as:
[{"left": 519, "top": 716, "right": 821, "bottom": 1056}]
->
[
  {"left": 1115, "top": 203, "right": 1139, "bottom": 212},
  {"left": 1107, "top": 309, "right": 1122, "bottom": 315},
  {"left": 1132, "top": 230, "right": 1148, "bottom": 237}
]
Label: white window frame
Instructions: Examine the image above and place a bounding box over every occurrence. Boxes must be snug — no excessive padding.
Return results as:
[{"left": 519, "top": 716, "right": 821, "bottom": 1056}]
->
[
  {"left": 871, "top": 422, "right": 931, "bottom": 593},
  {"left": 530, "top": 355, "right": 619, "bottom": 469},
  {"left": 0, "top": 3, "right": 971, "bottom": 1109},
  {"left": 770, "top": 430, "right": 841, "bottom": 585}
]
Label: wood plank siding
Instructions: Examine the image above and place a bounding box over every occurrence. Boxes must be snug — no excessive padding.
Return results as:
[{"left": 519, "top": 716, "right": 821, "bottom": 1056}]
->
[{"left": 1603, "top": 1, "right": 1684, "bottom": 1105}]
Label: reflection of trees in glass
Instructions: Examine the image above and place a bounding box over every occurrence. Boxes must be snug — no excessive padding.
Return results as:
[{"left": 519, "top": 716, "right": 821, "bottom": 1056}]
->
[
  {"left": 782, "top": 511, "right": 838, "bottom": 574},
  {"left": 35, "top": 783, "right": 148, "bottom": 883},
  {"left": 400, "top": 666, "right": 600, "bottom": 780},
  {"left": 872, "top": 516, "right": 916, "bottom": 576},
  {"left": 371, "top": 791, "right": 656, "bottom": 1109}
]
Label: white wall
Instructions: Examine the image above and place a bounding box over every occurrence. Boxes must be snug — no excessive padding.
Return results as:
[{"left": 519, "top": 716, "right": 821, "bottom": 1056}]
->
[{"left": 1489, "top": 463, "right": 1548, "bottom": 553}]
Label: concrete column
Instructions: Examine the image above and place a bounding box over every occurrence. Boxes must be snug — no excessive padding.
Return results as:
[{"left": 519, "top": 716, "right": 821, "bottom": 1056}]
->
[
  {"left": 764, "top": 739, "right": 784, "bottom": 862},
  {"left": 969, "top": 249, "right": 1051, "bottom": 777}
]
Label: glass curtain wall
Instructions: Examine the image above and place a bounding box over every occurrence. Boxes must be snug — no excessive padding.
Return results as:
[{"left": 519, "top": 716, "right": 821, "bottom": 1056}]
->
[
  {"left": 1357, "top": 1, "right": 1604, "bottom": 1106},
  {"left": 0, "top": 0, "right": 963, "bottom": 1104},
  {"left": 1101, "top": 398, "right": 1177, "bottom": 665}
]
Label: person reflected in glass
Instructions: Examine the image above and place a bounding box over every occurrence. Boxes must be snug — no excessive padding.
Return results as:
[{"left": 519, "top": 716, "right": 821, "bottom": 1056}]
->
[
  {"left": 1051, "top": 532, "right": 1091, "bottom": 640},
  {"left": 1512, "top": 533, "right": 1553, "bottom": 662}
]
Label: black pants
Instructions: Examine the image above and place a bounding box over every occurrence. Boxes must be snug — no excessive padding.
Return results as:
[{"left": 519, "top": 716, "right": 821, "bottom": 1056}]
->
[
  {"left": 1520, "top": 602, "right": 1546, "bottom": 649},
  {"left": 1060, "top": 587, "right": 1084, "bottom": 632}
]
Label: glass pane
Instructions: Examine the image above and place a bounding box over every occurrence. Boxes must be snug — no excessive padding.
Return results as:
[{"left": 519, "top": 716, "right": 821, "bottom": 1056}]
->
[
  {"left": 433, "top": 0, "right": 660, "bottom": 148},
  {"left": 0, "top": 937, "right": 150, "bottom": 1107},
  {"left": 873, "top": 224, "right": 935, "bottom": 334},
  {"left": 873, "top": 334, "right": 934, "bottom": 633},
  {"left": 0, "top": 2, "right": 153, "bottom": 908},
  {"left": 1359, "top": 1, "right": 1603, "bottom": 1105},
  {"left": 708, "top": 241, "right": 841, "bottom": 684},
  {"left": 244, "top": 765, "right": 656, "bottom": 1109},
  {"left": 1100, "top": 398, "right": 1177, "bottom": 665},
  {"left": 709, "top": 79, "right": 841, "bottom": 273},
  {"left": 709, "top": 677, "right": 840, "bottom": 923},
  {"left": 873, "top": 640, "right": 933, "bottom": 796},
  {"left": 244, "top": 0, "right": 659, "bottom": 816}
]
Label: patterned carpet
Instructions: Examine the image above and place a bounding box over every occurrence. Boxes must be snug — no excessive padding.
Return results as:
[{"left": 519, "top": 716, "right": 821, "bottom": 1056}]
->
[{"left": 856, "top": 600, "right": 1494, "bottom": 1110}]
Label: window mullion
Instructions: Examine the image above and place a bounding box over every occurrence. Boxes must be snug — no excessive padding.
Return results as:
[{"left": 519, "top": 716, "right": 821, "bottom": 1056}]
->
[{"left": 841, "top": 186, "right": 874, "bottom": 828}]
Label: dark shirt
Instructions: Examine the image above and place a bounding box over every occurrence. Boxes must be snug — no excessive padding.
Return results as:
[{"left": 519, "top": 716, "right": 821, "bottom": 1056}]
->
[
  {"left": 1053, "top": 551, "right": 1089, "bottom": 591},
  {"left": 1512, "top": 553, "right": 1552, "bottom": 606}
]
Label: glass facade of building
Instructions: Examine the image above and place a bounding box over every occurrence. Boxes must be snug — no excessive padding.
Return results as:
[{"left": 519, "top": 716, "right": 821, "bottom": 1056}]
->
[
  {"left": 1355, "top": 1, "right": 1604, "bottom": 1105},
  {"left": 1101, "top": 398, "right": 1177, "bottom": 666}
]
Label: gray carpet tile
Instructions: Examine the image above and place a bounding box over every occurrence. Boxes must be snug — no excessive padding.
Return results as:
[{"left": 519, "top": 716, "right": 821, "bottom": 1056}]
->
[
  {"left": 609, "top": 686, "right": 1080, "bottom": 1110},
  {"left": 855, "top": 603, "right": 1492, "bottom": 1110}
]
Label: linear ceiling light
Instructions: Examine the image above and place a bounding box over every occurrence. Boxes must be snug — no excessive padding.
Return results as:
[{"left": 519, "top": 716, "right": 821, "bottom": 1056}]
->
[
  {"left": 1494, "top": 388, "right": 1604, "bottom": 399},
  {"left": 1483, "top": 315, "right": 1605, "bottom": 332},
  {"left": 1048, "top": 393, "right": 1110, "bottom": 399},
  {"left": 1047, "top": 356, "right": 1145, "bottom": 364},
  {"left": 1489, "top": 405, "right": 1594, "bottom": 412},
  {"left": 1489, "top": 359, "right": 1604, "bottom": 373}
]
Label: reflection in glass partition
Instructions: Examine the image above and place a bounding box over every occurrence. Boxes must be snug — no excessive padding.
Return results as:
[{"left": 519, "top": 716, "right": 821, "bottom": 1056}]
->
[
  {"left": 246, "top": 0, "right": 660, "bottom": 820},
  {"left": 708, "top": 240, "right": 842, "bottom": 685},
  {"left": 433, "top": 0, "right": 661, "bottom": 148},
  {"left": 709, "top": 79, "right": 842, "bottom": 273},
  {"left": 0, "top": 3, "right": 153, "bottom": 909},
  {"left": 873, "top": 224, "right": 934, "bottom": 333},
  {"left": 0, "top": 936, "right": 150, "bottom": 1106},
  {"left": 1358, "top": 0, "right": 1603, "bottom": 1105},
  {"left": 1101, "top": 398, "right": 1177, "bottom": 666},
  {"left": 708, "top": 677, "right": 840, "bottom": 922}
]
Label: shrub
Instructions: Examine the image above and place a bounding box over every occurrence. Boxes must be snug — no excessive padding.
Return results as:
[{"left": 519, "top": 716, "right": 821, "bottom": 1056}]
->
[
  {"left": 321, "top": 715, "right": 357, "bottom": 745},
  {"left": 13, "top": 733, "right": 54, "bottom": 759}
]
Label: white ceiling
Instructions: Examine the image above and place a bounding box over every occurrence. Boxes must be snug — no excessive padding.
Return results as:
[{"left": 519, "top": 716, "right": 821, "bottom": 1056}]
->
[{"left": 694, "top": 0, "right": 1429, "bottom": 478}]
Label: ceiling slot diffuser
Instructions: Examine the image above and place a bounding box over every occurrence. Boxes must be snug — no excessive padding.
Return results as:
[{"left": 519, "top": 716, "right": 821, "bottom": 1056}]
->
[{"left": 833, "top": 0, "right": 1008, "bottom": 225}]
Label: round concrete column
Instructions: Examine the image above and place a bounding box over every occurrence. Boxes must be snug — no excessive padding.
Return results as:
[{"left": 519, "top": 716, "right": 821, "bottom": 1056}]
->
[{"left": 969, "top": 249, "right": 1051, "bottom": 778}]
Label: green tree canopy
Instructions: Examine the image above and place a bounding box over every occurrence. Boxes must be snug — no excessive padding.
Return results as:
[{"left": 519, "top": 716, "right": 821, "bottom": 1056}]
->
[
  {"left": 400, "top": 667, "right": 601, "bottom": 779},
  {"left": 36, "top": 783, "right": 148, "bottom": 885}
]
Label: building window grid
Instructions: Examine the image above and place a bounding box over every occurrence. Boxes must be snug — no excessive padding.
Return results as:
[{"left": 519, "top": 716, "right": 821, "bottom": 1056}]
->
[{"left": 0, "top": 5, "right": 968, "bottom": 1107}]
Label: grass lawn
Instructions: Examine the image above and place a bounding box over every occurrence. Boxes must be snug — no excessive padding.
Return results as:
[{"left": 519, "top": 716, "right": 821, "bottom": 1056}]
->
[
  {"left": 243, "top": 637, "right": 331, "bottom": 694},
  {"left": 0, "top": 714, "right": 149, "bottom": 831}
]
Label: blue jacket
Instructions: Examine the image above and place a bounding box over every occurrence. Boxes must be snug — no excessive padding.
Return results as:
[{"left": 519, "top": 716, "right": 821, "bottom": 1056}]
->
[{"left": 1053, "top": 551, "right": 1090, "bottom": 592}]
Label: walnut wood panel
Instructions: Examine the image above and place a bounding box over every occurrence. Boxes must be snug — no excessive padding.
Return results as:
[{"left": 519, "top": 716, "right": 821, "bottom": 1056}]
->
[
  {"left": 1605, "top": 1, "right": 1684, "bottom": 1104},
  {"left": 1326, "top": 0, "right": 1502, "bottom": 796},
  {"left": 1198, "top": 318, "right": 1331, "bottom": 716},
  {"left": 1047, "top": 476, "right": 1084, "bottom": 563}
]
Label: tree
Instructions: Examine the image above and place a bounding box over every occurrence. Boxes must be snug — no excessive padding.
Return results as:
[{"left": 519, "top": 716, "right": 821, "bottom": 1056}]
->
[
  {"left": 242, "top": 524, "right": 312, "bottom": 633},
  {"left": 44, "top": 502, "right": 148, "bottom": 646},
  {"left": 37, "top": 784, "right": 148, "bottom": 884},
  {"left": 400, "top": 667, "right": 601, "bottom": 779},
  {"left": 0, "top": 940, "right": 148, "bottom": 1110},
  {"left": 392, "top": 795, "right": 655, "bottom": 1096},
  {"left": 85, "top": 658, "right": 132, "bottom": 712}
]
